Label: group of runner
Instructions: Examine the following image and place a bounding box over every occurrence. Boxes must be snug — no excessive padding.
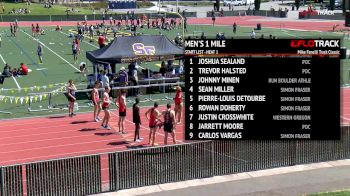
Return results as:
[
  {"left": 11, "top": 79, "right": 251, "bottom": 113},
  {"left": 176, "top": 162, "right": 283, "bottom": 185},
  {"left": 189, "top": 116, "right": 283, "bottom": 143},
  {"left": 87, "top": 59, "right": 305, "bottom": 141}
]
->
[
  {"left": 67, "top": 80, "right": 183, "bottom": 145},
  {"left": 10, "top": 22, "right": 18, "bottom": 37},
  {"left": 31, "top": 23, "right": 44, "bottom": 37}
]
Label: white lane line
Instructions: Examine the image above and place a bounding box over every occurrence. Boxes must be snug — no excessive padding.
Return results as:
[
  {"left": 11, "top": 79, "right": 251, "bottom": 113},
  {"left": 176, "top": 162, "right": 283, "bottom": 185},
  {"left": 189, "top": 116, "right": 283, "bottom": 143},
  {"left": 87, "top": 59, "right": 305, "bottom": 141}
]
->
[
  {"left": 0, "top": 147, "right": 122, "bottom": 166},
  {"left": 0, "top": 105, "right": 168, "bottom": 126},
  {"left": 341, "top": 116, "right": 350, "bottom": 121},
  {"left": 21, "top": 30, "right": 80, "bottom": 72},
  {"left": 59, "top": 31, "right": 150, "bottom": 69},
  {"left": 0, "top": 138, "right": 122, "bottom": 154},
  {"left": 281, "top": 29, "right": 303, "bottom": 38},
  {"left": 0, "top": 122, "right": 152, "bottom": 141},
  {"left": 110, "top": 111, "right": 184, "bottom": 144},
  {"left": 0, "top": 133, "right": 101, "bottom": 147},
  {"left": 0, "top": 53, "right": 6, "bottom": 63},
  {"left": 36, "top": 68, "right": 48, "bottom": 71},
  {"left": 0, "top": 53, "right": 21, "bottom": 89}
]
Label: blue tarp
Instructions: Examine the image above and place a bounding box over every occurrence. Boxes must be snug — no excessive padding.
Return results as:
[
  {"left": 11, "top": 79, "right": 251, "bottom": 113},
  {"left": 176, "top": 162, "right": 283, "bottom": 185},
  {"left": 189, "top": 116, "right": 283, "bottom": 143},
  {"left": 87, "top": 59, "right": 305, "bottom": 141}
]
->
[{"left": 108, "top": 0, "right": 136, "bottom": 9}]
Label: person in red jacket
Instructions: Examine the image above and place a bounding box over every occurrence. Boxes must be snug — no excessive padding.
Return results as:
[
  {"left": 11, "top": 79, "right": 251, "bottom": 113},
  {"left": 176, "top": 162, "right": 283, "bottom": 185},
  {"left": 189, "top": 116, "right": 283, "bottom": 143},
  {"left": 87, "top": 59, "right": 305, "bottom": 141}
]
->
[
  {"left": 19, "top": 63, "right": 28, "bottom": 75},
  {"left": 98, "top": 34, "right": 105, "bottom": 49}
]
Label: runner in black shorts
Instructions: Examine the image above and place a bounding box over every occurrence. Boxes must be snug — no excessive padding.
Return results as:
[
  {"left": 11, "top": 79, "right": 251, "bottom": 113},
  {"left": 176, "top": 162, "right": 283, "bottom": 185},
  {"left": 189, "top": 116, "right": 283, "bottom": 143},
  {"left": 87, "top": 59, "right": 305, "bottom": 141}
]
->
[
  {"left": 119, "top": 111, "right": 126, "bottom": 116},
  {"left": 161, "top": 103, "right": 176, "bottom": 145},
  {"left": 133, "top": 97, "right": 143, "bottom": 142}
]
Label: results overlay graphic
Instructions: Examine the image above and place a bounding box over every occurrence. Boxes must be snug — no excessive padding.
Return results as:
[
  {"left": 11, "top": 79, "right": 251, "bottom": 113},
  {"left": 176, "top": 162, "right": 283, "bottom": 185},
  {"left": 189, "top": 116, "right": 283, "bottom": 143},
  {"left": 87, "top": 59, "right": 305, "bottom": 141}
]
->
[{"left": 185, "top": 39, "right": 341, "bottom": 140}]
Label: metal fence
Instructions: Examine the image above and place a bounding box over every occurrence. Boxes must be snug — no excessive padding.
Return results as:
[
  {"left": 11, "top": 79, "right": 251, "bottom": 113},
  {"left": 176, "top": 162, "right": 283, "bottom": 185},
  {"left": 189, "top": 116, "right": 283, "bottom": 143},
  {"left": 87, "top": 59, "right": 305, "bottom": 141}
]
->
[
  {"left": 0, "top": 12, "right": 197, "bottom": 22},
  {"left": 0, "top": 165, "right": 23, "bottom": 196},
  {"left": 25, "top": 155, "right": 101, "bottom": 196},
  {"left": 207, "top": 10, "right": 288, "bottom": 18},
  {"left": 1, "top": 126, "right": 350, "bottom": 195},
  {"left": 109, "top": 141, "right": 212, "bottom": 191}
]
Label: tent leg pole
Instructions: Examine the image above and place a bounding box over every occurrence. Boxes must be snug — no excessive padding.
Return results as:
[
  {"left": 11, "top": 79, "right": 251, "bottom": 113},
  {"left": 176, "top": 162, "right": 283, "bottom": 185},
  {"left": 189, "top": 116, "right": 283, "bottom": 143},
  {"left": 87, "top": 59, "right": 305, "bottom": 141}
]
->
[{"left": 148, "top": 69, "right": 152, "bottom": 101}]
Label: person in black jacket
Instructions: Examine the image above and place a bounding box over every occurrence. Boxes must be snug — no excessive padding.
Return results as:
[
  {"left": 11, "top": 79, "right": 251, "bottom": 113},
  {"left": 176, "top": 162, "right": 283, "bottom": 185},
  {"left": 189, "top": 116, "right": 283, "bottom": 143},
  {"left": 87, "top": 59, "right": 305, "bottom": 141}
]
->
[{"left": 133, "top": 98, "right": 142, "bottom": 142}]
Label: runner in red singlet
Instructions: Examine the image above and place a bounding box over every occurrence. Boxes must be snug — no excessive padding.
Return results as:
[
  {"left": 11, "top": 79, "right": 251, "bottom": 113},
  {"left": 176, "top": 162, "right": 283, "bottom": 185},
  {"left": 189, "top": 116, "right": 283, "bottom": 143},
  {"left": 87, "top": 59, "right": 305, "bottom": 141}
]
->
[
  {"left": 91, "top": 81, "right": 102, "bottom": 122},
  {"left": 145, "top": 102, "right": 160, "bottom": 146},
  {"left": 174, "top": 86, "right": 183, "bottom": 124},
  {"left": 117, "top": 90, "right": 127, "bottom": 134},
  {"left": 101, "top": 86, "right": 112, "bottom": 130}
]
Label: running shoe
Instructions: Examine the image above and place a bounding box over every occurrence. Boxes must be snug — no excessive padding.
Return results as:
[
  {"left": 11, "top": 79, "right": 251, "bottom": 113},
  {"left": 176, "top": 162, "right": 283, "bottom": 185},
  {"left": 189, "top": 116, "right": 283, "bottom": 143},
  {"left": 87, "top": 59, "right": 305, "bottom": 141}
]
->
[
  {"left": 104, "top": 125, "right": 112, "bottom": 130},
  {"left": 94, "top": 118, "right": 99, "bottom": 122},
  {"left": 96, "top": 116, "right": 102, "bottom": 121}
]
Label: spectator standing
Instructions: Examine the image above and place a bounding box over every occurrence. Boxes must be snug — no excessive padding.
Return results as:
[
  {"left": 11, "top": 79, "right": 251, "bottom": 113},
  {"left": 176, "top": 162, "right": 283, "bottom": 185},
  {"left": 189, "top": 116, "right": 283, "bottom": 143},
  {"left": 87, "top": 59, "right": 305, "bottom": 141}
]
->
[
  {"left": 89, "top": 25, "right": 94, "bottom": 42},
  {"left": 233, "top": 22, "right": 237, "bottom": 34},
  {"left": 72, "top": 41, "right": 78, "bottom": 64},
  {"left": 2, "top": 63, "right": 11, "bottom": 77},
  {"left": 101, "top": 70, "right": 110, "bottom": 88},
  {"left": 250, "top": 30, "right": 256, "bottom": 39},
  {"left": 159, "top": 61, "right": 166, "bottom": 77},
  {"left": 118, "top": 66, "right": 128, "bottom": 86},
  {"left": 37, "top": 43, "right": 43, "bottom": 64},
  {"left": 130, "top": 66, "right": 138, "bottom": 95},
  {"left": 211, "top": 10, "right": 216, "bottom": 26},
  {"left": 98, "top": 34, "right": 105, "bottom": 48}
]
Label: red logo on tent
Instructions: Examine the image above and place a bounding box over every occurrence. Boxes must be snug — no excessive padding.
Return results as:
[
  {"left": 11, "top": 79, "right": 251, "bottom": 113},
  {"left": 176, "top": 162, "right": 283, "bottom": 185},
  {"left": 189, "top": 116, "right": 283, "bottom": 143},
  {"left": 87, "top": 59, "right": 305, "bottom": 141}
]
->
[{"left": 132, "top": 43, "right": 156, "bottom": 55}]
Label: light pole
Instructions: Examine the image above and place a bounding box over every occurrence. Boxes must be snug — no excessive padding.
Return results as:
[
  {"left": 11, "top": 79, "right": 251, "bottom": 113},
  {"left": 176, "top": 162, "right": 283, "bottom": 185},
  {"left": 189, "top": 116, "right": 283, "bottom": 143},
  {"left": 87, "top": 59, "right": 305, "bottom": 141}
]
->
[
  {"left": 176, "top": 0, "right": 178, "bottom": 12},
  {"left": 167, "top": 11, "right": 185, "bottom": 39}
]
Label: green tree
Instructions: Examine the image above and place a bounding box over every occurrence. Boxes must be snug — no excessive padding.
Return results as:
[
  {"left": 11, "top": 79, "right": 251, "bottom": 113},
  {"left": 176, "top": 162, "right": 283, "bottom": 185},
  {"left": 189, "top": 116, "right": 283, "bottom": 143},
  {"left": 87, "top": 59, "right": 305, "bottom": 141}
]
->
[{"left": 254, "top": 0, "right": 261, "bottom": 10}]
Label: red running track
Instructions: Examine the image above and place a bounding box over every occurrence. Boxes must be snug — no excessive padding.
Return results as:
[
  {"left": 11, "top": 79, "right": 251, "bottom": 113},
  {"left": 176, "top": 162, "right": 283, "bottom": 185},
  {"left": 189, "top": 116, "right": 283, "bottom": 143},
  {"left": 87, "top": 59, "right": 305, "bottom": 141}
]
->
[
  {"left": 188, "top": 16, "right": 350, "bottom": 32},
  {"left": 0, "top": 16, "right": 347, "bottom": 32},
  {"left": 342, "top": 88, "right": 350, "bottom": 125},
  {"left": 0, "top": 105, "right": 185, "bottom": 166}
]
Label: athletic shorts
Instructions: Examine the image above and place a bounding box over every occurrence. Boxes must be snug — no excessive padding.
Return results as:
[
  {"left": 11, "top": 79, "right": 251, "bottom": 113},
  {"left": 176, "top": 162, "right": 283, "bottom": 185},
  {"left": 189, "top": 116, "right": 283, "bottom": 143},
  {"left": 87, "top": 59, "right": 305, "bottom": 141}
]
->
[
  {"left": 68, "top": 97, "right": 75, "bottom": 102},
  {"left": 119, "top": 111, "right": 126, "bottom": 117},
  {"left": 149, "top": 125, "right": 156, "bottom": 128},
  {"left": 102, "top": 106, "right": 109, "bottom": 110},
  {"left": 164, "top": 124, "right": 173, "bottom": 133},
  {"left": 72, "top": 50, "right": 77, "bottom": 55}
]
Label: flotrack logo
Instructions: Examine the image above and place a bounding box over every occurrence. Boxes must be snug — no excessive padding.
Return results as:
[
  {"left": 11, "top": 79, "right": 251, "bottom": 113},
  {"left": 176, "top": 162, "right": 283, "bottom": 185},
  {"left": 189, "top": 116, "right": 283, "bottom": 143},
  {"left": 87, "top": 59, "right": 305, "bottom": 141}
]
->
[
  {"left": 318, "top": 10, "right": 335, "bottom": 15},
  {"left": 290, "top": 40, "right": 339, "bottom": 48}
]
